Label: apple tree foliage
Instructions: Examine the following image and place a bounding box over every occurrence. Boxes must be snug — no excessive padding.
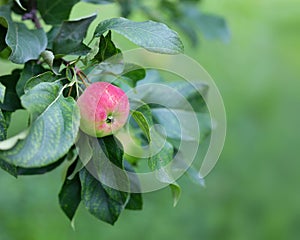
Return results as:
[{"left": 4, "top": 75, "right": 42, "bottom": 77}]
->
[{"left": 0, "top": 0, "right": 229, "bottom": 225}]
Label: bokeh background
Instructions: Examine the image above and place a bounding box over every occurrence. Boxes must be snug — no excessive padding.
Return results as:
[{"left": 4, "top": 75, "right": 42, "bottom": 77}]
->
[{"left": 1, "top": 0, "right": 300, "bottom": 239}]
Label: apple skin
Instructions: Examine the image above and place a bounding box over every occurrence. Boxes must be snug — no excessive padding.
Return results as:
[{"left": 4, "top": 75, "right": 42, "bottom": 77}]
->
[{"left": 77, "top": 82, "right": 130, "bottom": 138}]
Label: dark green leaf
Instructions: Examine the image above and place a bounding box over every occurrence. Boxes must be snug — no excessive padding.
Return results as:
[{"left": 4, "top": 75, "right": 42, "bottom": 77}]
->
[
  {"left": 0, "top": 82, "right": 80, "bottom": 168},
  {"left": 46, "top": 26, "right": 61, "bottom": 50},
  {"left": 37, "top": 0, "right": 80, "bottom": 25},
  {"left": 59, "top": 172, "right": 81, "bottom": 221},
  {"left": 174, "top": 19, "right": 198, "bottom": 46},
  {"left": 0, "top": 158, "right": 17, "bottom": 177},
  {"left": 120, "top": 63, "right": 146, "bottom": 87},
  {"left": 0, "top": 109, "right": 8, "bottom": 140},
  {"left": 148, "top": 138, "right": 174, "bottom": 170},
  {"left": 16, "top": 60, "right": 45, "bottom": 97},
  {"left": 98, "top": 136, "right": 124, "bottom": 167},
  {"left": 14, "top": 0, "right": 26, "bottom": 10},
  {"left": 94, "top": 17, "right": 184, "bottom": 54},
  {"left": 94, "top": 31, "right": 120, "bottom": 63},
  {"left": 0, "top": 25, "right": 7, "bottom": 52},
  {"left": 79, "top": 167, "right": 128, "bottom": 225},
  {"left": 24, "top": 71, "right": 62, "bottom": 92},
  {"left": 124, "top": 161, "right": 142, "bottom": 210},
  {"left": 0, "top": 69, "right": 22, "bottom": 111},
  {"left": 53, "top": 14, "right": 97, "bottom": 55},
  {"left": 17, "top": 154, "right": 66, "bottom": 175},
  {"left": 0, "top": 82, "right": 5, "bottom": 103},
  {"left": 0, "top": 5, "right": 47, "bottom": 64},
  {"left": 117, "top": 0, "right": 132, "bottom": 18},
  {"left": 82, "top": 0, "right": 114, "bottom": 4},
  {"left": 87, "top": 53, "right": 124, "bottom": 82}
]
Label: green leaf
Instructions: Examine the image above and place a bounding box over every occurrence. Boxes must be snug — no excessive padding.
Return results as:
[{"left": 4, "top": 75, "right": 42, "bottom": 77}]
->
[
  {"left": 24, "top": 71, "right": 62, "bottom": 92},
  {"left": 22, "top": 81, "right": 62, "bottom": 120},
  {"left": 79, "top": 167, "right": 128, "bottom": 225},
  {"left": 94, "top": 31, "right": 120, "bottom": 63},
  {"left": 0, "top": 129, "right": 28, "bottom": 150},
  {"left": 53, "top": 14, "right": 97, "bottom": 56},
  {"left": 16, "top": 60, "right": 45, "bottom": 97},
  {"left": 0, "top": 5, "right": 47, "bottom": 64},
  {"left": 152, "top": 108, "right": 211, "bottom": 143},
  {"left": 0, "top": 158, "right": 17, "bottom": 177},
  {"left": 117, "top": 0, "right": 132, "bottom": 18},
  {"left": 67, "top": 131, "right": 93, "bottom": 180},
  {"left": 46, "top": 26, "right": 61, "bottom": 50},
  {"left": 0, "top": 109, "right": 8, "bottom": 140},
  {"left": 180, "top": 5, "right": 230, "bottom": 43},
  {"left": 0, "top": 82, "right": 80, "bottom": 168},
  {"left": 82, "top": 0, "right": 115, "bottom": 4},
  {"left": 148, "top": 138, "right": 181, "bottom": 206},
  {"left": 0, "top": 25, "right": 7, "bottom": 52},
  {"left": 37, "top": 0, "right": 80, "bottom": 25},
  {"left": 171, "top": 152, "right": 205, "bottom": 187},
  {"left": 120, "top": 63, "right": 146, "bottom": 88},
  {"left": 169, "top": 182, "right": 181, "bottom": 207},
  {"left": 0, "top": 82, "right": 5, "bottom": 103},
  {"left": 197, "top": 14, "right": 230, "bottom": 42},
  {"left": 124, "top": 161, "right": 142, "bottom": 210},
  {"left": 14, "top": 0, "right": 26, "bottom": 10},
  {"left": 131, "top": 110, "right": 152, "bottom": 143},
  {"left": 59, "top": 172, "right": 81, "bottom": 221},
  {"left": 94, "top": 17, "right": 184, "bottom": 54},
  {"left": 40, "top": 50, "right": 55, "bottom": 70},
  {"left": 0, "top": 69, "right": 22, "bottom": 112},
  {"left": 17, "top": 154, "right": 66, "bottom": 175},
  {"left": 148, "top": 139, "right": 174, "bottom": 170}
]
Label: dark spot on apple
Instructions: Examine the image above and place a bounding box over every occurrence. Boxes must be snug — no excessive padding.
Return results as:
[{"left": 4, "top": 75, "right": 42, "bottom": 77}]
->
[{"left": 106, "top": 115, "right": 114, "bottom": 124}]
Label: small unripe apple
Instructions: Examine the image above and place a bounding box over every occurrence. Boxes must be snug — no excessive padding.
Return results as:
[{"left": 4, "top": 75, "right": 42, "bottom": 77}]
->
[{"left": 77, "top": 82, "right": 130, "bottom": 138}]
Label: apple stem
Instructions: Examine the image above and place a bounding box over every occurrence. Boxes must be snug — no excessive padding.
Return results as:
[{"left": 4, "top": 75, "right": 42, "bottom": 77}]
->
[{"left": 67, "top": 85, "right": 73, "bottom": 97}]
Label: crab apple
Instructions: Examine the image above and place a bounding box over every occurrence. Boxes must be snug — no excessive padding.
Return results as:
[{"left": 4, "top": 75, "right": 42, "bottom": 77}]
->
[{"left": 77, "top": 82, "right": 130, "bottom": 138}]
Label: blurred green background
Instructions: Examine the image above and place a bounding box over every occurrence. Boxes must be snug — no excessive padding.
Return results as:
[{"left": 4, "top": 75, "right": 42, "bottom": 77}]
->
[{"left": 1, "top": 0, "right": 300, "bottom": 239}]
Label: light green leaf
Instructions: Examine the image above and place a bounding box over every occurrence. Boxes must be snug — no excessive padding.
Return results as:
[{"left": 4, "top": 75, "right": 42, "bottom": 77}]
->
[
  {"left": 0, "top": 129, "right": 28, "bottom": 150},
  {"left": 0, "top": 5, "right": 47, "bottom": 64},
  {"left": 169, "top": 182, "right": 181, "bottom": 207},
  {"left": 94, "top": 17, "right": 184, "bottom": 54},
  {"left": 37, "top": 0, "right": 80, "bottom": 25},
  {"left": 41, "top": 50, "right": 55, "bottom": 70},
  {"left": 181, "top": 5, "right": 230, "bottom": 43},
  {"left": 131, "top": 110, "right": 152, "bottom": 143},
  {"left": 0, "top": 82, "right": 5, "bottom": 103},
  {"left": 152, "top": 108, "right": 211, "bottom": 142},
  {"left": 0, "top": 82, "right": 80, "bottom": 168}
]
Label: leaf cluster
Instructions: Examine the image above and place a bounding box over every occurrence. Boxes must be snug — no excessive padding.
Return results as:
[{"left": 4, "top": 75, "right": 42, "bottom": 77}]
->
[{"left": 0, "top": 0, "right": 217, "bottom": 225}]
